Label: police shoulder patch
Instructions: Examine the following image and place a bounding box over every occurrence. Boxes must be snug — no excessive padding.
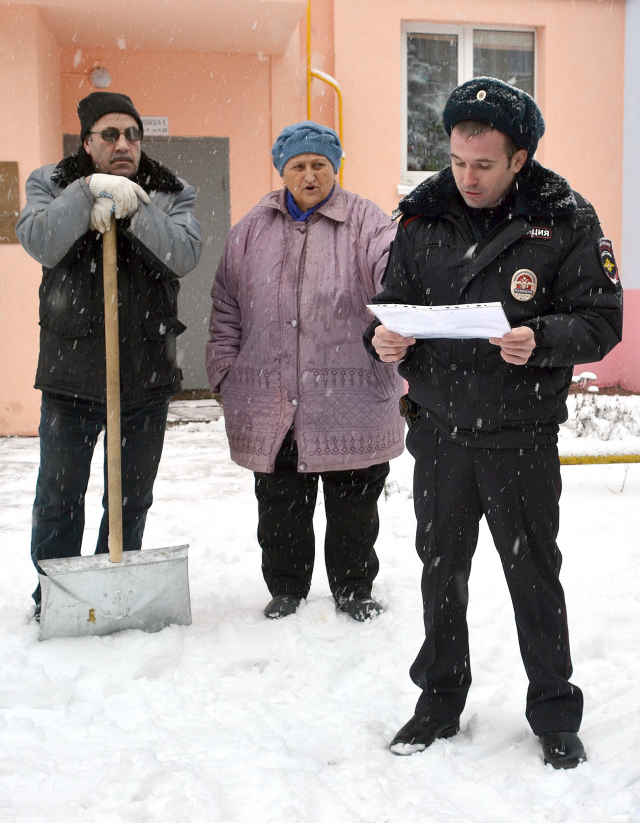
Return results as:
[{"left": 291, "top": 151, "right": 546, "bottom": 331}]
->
[{"left": 598, "top": 237, "right": 619, "bottom": 284}]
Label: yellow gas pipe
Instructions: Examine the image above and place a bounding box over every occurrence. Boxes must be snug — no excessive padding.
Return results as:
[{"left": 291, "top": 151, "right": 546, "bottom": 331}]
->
[{"left": 306, "top": 0, "right": 344, "bottom": 187}]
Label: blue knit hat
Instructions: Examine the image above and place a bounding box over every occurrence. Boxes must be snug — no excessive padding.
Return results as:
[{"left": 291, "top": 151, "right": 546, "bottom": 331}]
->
[
  {"left": 443, "top": 77, "right": 545, "bottom": 158},
  {"left": 271, "top": 121, "right": 344, "bottom": 174}
]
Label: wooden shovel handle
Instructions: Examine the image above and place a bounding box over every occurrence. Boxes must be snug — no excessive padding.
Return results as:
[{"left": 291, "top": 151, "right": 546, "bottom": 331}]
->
[{"left": 103, "top": 218, "right": 123, "bottom": 563}]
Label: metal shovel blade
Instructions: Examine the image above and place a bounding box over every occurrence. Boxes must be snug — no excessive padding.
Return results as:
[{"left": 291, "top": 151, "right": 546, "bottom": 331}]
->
[{"left": 37, "top": 545, "right": 192, "bottom": 641}]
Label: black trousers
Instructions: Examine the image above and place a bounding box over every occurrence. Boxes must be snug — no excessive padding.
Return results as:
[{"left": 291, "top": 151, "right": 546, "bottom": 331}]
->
[
  {"left": 31, "top": 391, "right": 170, "bottom": 604},
  {"left": 254, "top": 429, "right": 389, "bottom": 601},
  {"left": 406, "top": 418, "right": 583, "bottom": 736}
]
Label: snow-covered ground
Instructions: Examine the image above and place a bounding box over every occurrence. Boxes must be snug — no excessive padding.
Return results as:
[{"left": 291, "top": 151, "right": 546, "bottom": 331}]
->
[{"left": 1, "top": 407, "right": 640, "bottom": 823}]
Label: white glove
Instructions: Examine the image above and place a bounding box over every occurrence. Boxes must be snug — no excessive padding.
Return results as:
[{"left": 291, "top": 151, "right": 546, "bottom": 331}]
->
[
  {"left": 90, "top": 197, "right": 116, "bottom": 233},
  {"left": 88, "top": 174, "right": 150, "bottom": 231}
]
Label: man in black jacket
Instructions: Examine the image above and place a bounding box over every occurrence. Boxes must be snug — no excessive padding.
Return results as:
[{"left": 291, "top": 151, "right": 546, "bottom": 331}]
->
[
  {"left": 16, "top": 92, "right": 202, "bottom": 619},
  {"left": 366, "top": 78, "right": 622, "bottom": 768}
]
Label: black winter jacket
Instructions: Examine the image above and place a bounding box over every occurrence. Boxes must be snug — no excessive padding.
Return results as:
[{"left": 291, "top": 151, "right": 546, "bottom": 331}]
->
[
  {"left": 365, "top": 161, "right": 623, "bottom": 448},
  {"left": 16, "top": 151, "right": 202, "bottom": 405}
]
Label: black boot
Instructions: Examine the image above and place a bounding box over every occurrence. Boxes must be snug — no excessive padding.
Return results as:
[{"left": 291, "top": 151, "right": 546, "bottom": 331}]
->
[
  {"left": 263, "top": 595, "right": 302, "bottom": 619},
  {"left": 335, "top": 597, "right": 383, "bottom": 622},
  {"left": 540, "top": 732, "right": 587, "bottom": 769},
  {"left": 389, "top": 714, "right": 460, "bottom": 755}
]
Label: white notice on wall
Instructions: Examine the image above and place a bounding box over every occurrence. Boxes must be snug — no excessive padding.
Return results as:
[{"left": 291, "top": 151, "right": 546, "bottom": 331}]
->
[
  {"left": 142, "top": 117, "right": 169, "bottom": 136},
  {"left": 367, "top": 302, "right": 511, "bottom": 340}
]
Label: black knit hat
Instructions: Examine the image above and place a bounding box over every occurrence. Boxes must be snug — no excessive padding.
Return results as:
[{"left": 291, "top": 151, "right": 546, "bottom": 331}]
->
[
  {"left": 78, "top": 92, "right": 143, "bottom": 140},
  {"left": 442, "top": 77, "right": 545, "bottom": 158}
]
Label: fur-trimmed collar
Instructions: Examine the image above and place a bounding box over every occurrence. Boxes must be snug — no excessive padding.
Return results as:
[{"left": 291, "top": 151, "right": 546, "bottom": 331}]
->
[
  {"left": 396, "top": 160, "right": 577, "bottom": 221},
  {"left": 50, "top": 150, "right": 184, "bottom": 194}
]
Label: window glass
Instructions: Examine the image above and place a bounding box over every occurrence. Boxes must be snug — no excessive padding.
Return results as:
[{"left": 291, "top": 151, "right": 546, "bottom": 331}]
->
[
  {"left": 403, "top": 26, "right": 535, "bottom": 183},
  {"left": 407, "top": 33, "right": 458, "bottom": 172},
  {"left": 473, "top": 30, "right": 534, "bottom": 96}
]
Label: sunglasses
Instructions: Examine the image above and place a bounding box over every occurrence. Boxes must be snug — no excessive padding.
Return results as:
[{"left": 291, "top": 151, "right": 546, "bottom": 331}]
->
[{"left": 88, "top": 127, "right": 144, "bottom": 143}]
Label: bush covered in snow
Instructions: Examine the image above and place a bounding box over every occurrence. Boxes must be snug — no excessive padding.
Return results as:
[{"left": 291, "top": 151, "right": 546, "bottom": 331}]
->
[{"left": 562, "top": 373, "right": 640, "bottom": 440}]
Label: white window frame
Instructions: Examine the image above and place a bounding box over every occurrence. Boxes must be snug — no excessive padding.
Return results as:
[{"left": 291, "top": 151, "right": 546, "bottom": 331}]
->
[{"left": 400, "top": 22, "right": 537, "bottom": 195}]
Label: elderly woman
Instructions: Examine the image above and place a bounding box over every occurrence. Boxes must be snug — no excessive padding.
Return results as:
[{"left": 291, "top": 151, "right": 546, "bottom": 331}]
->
[{"left": 207, "top": 121, "right": 404, "bottom": 621}]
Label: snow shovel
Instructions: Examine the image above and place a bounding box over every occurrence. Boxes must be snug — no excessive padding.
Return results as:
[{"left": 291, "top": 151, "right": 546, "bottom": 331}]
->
[{"left": 37, "top": 217, "right": 192, "bottom": 641}]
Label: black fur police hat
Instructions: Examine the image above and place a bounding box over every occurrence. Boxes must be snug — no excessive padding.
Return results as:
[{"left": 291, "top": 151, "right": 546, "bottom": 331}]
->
[
  {"left": 78, "top": 92, "right": 143, "bottom": 140},
  {"left": 442, "top": 77, "right": 545, "bottom": 158}
]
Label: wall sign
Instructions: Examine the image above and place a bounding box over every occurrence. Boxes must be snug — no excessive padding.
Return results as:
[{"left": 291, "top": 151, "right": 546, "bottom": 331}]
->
[{"left": 142, "top": 117, "right": 170, "bottom": 136}]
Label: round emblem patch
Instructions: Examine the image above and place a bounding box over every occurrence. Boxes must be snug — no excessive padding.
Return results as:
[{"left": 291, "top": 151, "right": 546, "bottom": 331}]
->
[
  {"left": 511, "top": 269, "right": 537, "bottom": 301},
  {"left": 476, "top": 89, "right": 487, "bottom": 101}
]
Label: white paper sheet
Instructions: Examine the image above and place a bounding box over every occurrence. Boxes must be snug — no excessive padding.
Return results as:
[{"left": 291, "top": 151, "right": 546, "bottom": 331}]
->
[{"left": 367, "top": 302, "right": 511, "bottom": 340}]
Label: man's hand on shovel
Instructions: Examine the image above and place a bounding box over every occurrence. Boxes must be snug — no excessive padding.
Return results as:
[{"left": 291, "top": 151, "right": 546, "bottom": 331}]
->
[{"left": 88, "top": 174, "right": 150, "bottom": 233}]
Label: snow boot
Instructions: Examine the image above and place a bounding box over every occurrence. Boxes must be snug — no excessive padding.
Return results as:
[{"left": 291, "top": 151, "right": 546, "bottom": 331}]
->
[
  {"left": 540, "top": 732, "right": 587, "bottom": 769},
  {"left": 335, "top": 597, "right": 383, "bottom": 622},
  {"left": 263, "top": 594, "right": 302, "bottom": 619}
]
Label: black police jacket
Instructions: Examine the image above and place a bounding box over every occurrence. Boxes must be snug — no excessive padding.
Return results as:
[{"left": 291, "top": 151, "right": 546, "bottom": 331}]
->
[
  {"left": 365, "top": 161, "right": 623, "bottom": 447},
  {"left": 17, "top": 151, "right": 202, "bottom": 405}
]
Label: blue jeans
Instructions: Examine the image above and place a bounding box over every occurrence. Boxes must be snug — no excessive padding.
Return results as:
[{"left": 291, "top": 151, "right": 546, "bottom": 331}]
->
[{"left": 31, "top": 392, "right": 170, "bottom": 604}]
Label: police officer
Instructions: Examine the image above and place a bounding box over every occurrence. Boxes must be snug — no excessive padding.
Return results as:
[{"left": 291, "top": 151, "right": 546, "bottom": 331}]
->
[{"left": 366, "top": 77, "right": 622, "bottom": 768}]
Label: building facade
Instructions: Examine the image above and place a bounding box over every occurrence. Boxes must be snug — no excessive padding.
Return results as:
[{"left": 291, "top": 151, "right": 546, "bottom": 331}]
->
[{"left": 0, "top": 0, "right": 631, "bottom": 435}]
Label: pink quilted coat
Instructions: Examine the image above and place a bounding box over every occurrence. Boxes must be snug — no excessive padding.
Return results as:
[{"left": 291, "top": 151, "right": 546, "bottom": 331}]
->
[{"left": 206, "top": 184, "right": 405, "bottom": 473}]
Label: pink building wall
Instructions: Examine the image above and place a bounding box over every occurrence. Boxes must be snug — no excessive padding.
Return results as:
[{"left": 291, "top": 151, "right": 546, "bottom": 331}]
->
[
  {"left": 0, "top": 0, "right": 631, "bottom": 436},
  {"left": 61, "top": 49, "right": 275, "bottom": 225},
  {"left": 0, "top": 6, "right": 61, "bottom": 435},
  {"left": 331, "top": 0, "right": 626, "bottom": 387}
]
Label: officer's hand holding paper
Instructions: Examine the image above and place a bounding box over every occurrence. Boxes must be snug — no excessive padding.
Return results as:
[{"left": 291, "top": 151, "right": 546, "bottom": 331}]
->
[{"left": 368, "top": 303, "right": 540, "bottom": 367}]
